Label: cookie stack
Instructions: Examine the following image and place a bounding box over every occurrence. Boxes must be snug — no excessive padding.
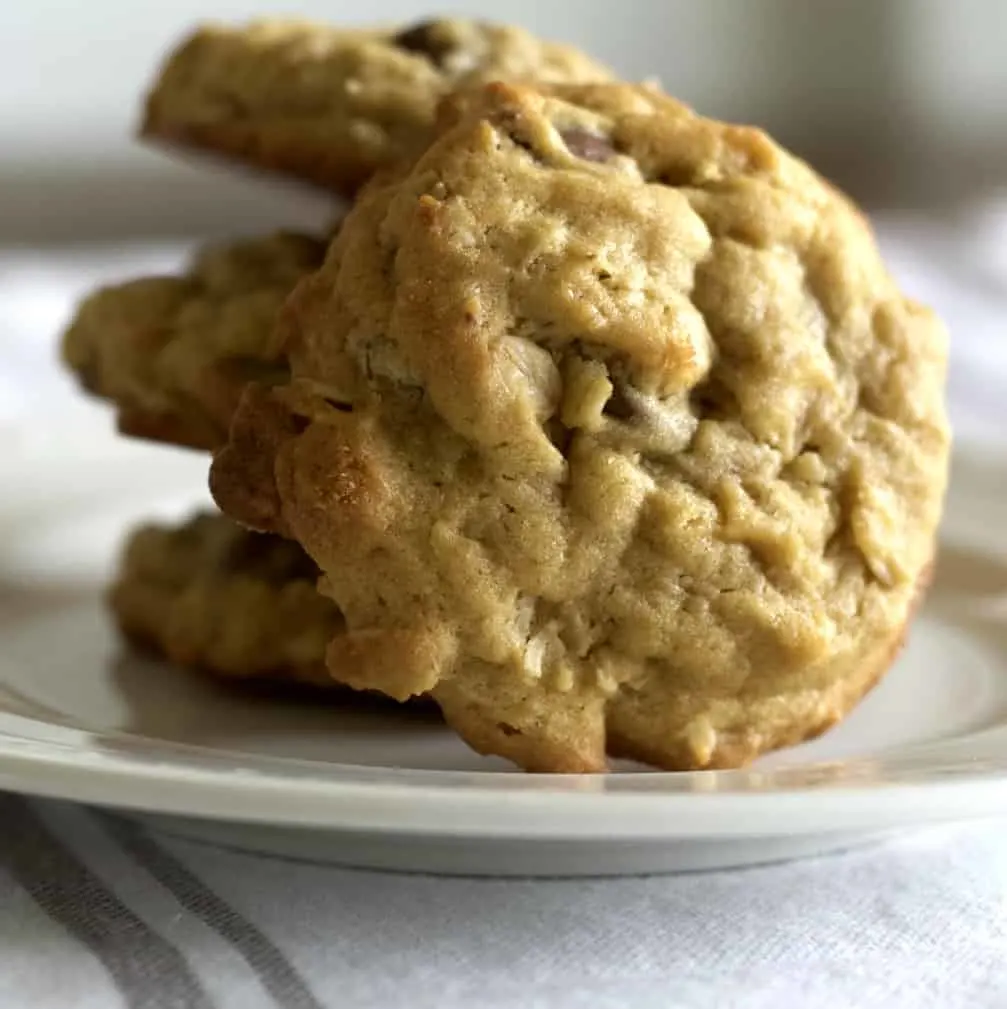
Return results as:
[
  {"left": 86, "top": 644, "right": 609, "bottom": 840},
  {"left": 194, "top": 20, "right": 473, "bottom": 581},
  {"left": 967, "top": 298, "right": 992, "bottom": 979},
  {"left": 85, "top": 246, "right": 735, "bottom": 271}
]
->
[
  {"left": 62, "top": 18, "right": 611, "bottom": 691},
  {"left": 62, "top": 17, "right": 951, "bottom": 772}
]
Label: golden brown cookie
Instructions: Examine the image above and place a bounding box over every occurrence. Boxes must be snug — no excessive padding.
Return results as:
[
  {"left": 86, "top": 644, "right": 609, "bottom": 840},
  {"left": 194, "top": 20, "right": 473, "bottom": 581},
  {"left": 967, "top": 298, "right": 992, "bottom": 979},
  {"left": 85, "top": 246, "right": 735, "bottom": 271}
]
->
[
  {"left": 211, "top": 82, "right": 950, "bottom": 773},
  {"left": 62, "top": 231, "right": 325, "bottom": 450},
  {"left": 141, "top": 18, "right": 614, "bottom": 194},
  {"left": 111, "top": 511, "right": 342, "bottom": 688}
]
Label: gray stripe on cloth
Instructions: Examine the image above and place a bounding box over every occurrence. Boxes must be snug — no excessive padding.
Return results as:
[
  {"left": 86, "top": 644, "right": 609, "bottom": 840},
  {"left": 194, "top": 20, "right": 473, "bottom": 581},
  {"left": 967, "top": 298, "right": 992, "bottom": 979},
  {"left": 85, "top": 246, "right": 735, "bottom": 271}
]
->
[
  {"left": 0, "top": 795, "right": 213, "bottom": 1009},
  {"left": 102, "top": 814, "right": 325, "bottom": 1009}
]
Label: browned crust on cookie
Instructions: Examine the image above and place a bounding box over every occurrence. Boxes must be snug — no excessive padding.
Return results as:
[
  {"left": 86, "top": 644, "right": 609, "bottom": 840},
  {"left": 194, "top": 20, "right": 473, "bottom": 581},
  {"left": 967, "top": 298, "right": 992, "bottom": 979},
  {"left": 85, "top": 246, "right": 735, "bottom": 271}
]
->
[
  {"left": 143, "top": 114, "right": 373, "bottom": 195},
  {"left": 209, "top": 383, "right": 299, "bottom": 535},
  {"left": 117, "top": 409, "right": 218, "bottom": 452}
]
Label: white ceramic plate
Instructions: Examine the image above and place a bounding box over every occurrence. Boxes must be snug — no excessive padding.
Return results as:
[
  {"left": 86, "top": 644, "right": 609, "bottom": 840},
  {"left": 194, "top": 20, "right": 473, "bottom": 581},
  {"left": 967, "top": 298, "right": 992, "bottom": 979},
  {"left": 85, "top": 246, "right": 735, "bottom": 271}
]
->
[{"left": 1, "top": 415, "right": 1005, "bottom": 875}]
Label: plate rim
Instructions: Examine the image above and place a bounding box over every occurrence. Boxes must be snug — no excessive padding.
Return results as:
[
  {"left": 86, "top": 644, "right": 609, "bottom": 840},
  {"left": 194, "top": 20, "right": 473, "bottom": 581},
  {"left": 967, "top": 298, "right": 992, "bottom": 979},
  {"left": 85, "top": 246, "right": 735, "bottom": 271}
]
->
[{"left": 0, "top": 708, "right": 1005, "bottom": 839}]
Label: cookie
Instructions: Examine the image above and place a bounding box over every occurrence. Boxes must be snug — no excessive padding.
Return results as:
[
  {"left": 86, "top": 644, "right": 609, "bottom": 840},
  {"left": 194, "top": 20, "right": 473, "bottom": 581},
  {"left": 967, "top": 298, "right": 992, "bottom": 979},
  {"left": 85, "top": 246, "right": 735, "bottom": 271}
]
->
[
  {"left": 210, "top": 81, "right": 950, "bottom": 772},
  {"left": 62, "top": 231, "right": 325, "bottom": 450},
  {"left": 110, "top": 511, "right": 342, "bottom": 688},
  {"left": 142, "top": 18, "right": 614, "bottom": 194}
]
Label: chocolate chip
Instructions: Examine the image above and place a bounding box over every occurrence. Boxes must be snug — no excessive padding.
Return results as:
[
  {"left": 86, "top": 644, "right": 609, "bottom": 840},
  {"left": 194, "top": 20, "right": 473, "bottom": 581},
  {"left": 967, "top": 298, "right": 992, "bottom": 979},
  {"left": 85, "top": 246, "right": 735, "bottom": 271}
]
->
[
  {"left": 393, "top": 20, "right": 457, "bottom": 66},
  {"left": 560, "top": 128, "right": 616, "bottom": 163}
]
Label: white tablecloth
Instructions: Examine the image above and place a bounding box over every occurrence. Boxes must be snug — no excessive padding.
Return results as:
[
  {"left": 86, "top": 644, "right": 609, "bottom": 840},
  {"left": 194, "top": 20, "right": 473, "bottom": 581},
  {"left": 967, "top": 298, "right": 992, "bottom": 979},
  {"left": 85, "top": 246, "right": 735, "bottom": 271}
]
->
[{"left": 2, "top": 209, "right": 1007, "bottom": 1009}]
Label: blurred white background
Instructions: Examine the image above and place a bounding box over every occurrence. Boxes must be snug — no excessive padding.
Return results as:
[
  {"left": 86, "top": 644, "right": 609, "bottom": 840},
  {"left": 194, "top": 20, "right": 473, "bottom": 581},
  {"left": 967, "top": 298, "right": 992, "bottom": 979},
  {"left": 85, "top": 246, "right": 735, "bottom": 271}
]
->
[{"left": 2, "top": 0, "right": 1006, "bottom": 241}]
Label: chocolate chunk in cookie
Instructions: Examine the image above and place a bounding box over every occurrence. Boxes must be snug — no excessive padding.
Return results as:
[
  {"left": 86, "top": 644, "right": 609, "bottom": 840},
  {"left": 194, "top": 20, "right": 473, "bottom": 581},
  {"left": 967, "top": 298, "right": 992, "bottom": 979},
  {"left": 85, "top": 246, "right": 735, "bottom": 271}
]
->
[{"left": 393, "top": 20, "right": 460, "bottom": 65}]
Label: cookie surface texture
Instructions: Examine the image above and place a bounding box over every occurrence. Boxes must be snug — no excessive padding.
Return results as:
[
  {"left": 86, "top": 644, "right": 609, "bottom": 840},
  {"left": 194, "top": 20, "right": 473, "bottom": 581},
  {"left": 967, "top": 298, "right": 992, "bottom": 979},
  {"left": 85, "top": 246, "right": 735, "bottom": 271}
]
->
[{"left": 211, "top": 82, "right": 950, "bottom": 772}]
